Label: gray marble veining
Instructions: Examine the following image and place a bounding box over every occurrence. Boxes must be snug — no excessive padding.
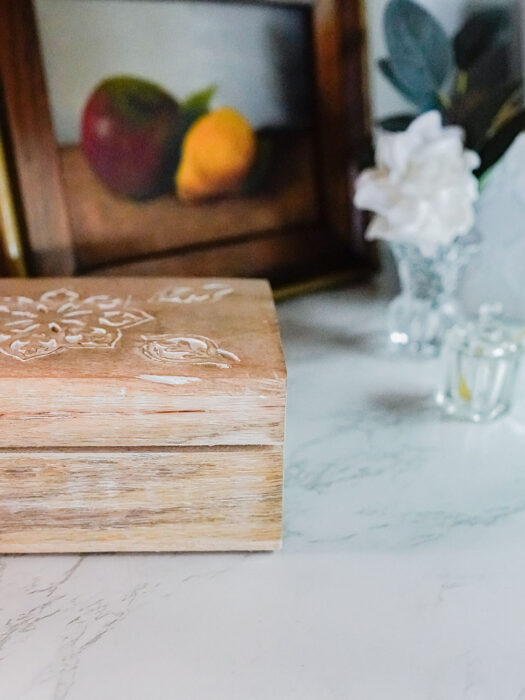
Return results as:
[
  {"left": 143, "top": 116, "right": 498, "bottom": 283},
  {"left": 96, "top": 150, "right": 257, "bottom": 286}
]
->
[{"left": 1, "top": 285, "right": 525, "bottom": 699}]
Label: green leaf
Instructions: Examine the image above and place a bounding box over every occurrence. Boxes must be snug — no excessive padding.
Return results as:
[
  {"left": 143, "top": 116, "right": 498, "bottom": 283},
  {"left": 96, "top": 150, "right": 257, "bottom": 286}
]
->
[
  {"left": 182, "top": 84, "right": 217, "bottom": 113},
  {"left": 384, "top": 0, "right": 453, "bottom": 94},
  {"left": 478, "top": 165, "right": 496, "bottom": 193},
  {"left": 178, "top": 84, "right": 217, "bottom": 143},
  {"left": 460, "top": 81, "right": 522, "bottom": 152},
  {"left": 476, "top": 109, "right": 525, "bottom": 176},
  {"left": 378, "top": 58, "right": 437, "bottom": 110},
  {"left": 467, "top": 42, "right": 514, "bottom": 92},
  {"left": 172, "top": 85, "right": 218, "bottom": 173},
  {"left": 454, "top": 8, "right": 510, "bottom": 71}
]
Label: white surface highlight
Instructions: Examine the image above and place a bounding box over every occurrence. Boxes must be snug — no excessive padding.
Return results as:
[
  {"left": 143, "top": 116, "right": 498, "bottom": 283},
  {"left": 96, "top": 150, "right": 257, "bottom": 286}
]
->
[{"left": 137, "top": 375, "right": 201, "bottom": 386}]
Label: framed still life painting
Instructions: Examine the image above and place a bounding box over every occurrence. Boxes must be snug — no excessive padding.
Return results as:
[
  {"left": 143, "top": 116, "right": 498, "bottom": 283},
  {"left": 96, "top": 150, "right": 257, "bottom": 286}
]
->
[{"left": 0, "top": 0, "right": 372, "bottom": 288}]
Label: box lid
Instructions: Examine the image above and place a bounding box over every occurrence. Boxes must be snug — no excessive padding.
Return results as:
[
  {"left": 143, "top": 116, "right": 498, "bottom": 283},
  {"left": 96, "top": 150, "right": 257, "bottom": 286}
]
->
[{"left": 0, "top": 278, "right": 286, "bottom": 447}]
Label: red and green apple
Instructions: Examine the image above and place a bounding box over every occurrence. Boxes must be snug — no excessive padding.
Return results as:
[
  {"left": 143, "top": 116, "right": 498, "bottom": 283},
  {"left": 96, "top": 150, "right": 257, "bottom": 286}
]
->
[{"left": 81, "top": 76, "right": 180, "bottom": 200}]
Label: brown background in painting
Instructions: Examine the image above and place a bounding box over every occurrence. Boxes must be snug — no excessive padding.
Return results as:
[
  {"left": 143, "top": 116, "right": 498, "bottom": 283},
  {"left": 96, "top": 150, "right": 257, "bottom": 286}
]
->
[
  {"left": 61, "top": 131, "right": 319, "bottom": 270},
  {"left": 0, "top": 0, "right": 371, "bottom": 286}
]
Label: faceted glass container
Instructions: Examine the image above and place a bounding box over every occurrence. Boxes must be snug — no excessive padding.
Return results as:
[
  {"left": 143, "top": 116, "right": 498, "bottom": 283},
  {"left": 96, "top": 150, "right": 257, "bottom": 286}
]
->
[
  {"left": 388, "top": 230, "right": 480, "bottom": 357},
  {"left": 437, "top": 304, "right": 523, "bottom": 422}
]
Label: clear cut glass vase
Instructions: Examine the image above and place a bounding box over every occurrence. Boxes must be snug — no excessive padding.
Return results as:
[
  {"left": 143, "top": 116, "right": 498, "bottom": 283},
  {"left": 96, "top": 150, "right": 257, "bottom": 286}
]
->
[{"left": 388, "top": 230, "right": 480, "bottom": 357}]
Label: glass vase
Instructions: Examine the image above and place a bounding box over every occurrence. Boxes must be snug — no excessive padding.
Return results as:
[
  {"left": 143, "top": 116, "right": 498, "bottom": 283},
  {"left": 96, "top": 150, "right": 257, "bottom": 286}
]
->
[{"left": 388, "top": 230, "right": 480, "bottom": 357}]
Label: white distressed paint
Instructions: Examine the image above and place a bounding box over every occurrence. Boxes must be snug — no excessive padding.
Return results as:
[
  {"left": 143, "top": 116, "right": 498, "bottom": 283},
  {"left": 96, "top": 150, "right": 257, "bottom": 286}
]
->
[
  {"left": 137, "top": 375, "right": 201, "bottom": 386},
  {"left": 0, "top": 288, "right": 153, "bottom": 361}
]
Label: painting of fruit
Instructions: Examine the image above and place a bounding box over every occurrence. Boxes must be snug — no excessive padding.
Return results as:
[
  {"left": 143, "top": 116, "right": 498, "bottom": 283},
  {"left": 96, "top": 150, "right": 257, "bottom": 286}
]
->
[
  {"left": 81, "top": 75, "right": 260, "bottom": 204},
  {"left": 82, "top": 76, "right": 180, "bottom": 200},
  {"left": 32, "top": 0, "right": 338, "bottom": 278},
  {"left": 54, "top": 56, "right": 317, "bottom": 270},
  {"left": 176, "top": 107, "right": 256, "bottom": 202}
]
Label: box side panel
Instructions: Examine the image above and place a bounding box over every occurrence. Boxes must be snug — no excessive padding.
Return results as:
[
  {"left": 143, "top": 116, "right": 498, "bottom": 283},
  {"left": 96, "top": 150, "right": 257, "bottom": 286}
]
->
[
  {"left": 0, "top": 377, "right": 285, "bottom": 447},
  {"left": 0, "top": 448, "right": 282, "bottom": 552}
]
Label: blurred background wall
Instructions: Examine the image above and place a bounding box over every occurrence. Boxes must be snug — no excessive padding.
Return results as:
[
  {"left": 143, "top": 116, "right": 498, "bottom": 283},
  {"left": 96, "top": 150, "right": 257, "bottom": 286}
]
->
[
  {"left": 35, "top": 0, "right": 312, "bottom": 144},
  {"left": 36, "top": 0, "right": 522, "bottom": 144}
]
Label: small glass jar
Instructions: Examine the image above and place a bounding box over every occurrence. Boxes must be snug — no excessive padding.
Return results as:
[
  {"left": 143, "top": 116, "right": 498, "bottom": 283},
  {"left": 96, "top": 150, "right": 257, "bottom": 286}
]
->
[
  {"left": 387, "top": 229, "right": 480, "bottom": 357},
  {"left": 437, "top": 304, "right": 523, "bottom": 422}
]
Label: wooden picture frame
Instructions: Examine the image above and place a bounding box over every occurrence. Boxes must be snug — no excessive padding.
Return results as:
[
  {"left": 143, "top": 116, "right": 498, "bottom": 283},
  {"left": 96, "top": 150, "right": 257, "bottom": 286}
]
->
[
  {"left": 0, "top": 0, "right": 372, "bottom": 286},
  {"left": 0, "top": 116, "right": 27, "bottom": 277}
]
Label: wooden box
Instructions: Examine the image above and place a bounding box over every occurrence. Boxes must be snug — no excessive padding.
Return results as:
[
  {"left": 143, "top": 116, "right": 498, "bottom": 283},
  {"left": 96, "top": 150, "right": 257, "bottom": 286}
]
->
[{"left": 0, "top": 277, "right": 286, "bottom": 552}]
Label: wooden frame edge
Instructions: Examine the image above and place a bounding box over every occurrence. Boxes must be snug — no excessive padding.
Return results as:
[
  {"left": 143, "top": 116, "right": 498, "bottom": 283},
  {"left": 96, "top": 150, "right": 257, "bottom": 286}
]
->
[
  {"left": 0, "top": 119, "right": 27, "bottom": 276},
  {"left": 0, "top": 0, "right": 74, "bottom": 276}
]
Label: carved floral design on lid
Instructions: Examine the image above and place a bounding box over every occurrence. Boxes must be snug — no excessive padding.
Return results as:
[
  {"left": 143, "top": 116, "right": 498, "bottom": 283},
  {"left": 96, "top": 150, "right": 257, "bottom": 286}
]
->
[
  {"left": 0, "top": 289, "right": 154, "bottom": 361},
  {"left": 151, "top": 282, "right": 234, "bottom": 304},
  {"left": 141, "top": 334, "right": 240, "bottom": 369}
]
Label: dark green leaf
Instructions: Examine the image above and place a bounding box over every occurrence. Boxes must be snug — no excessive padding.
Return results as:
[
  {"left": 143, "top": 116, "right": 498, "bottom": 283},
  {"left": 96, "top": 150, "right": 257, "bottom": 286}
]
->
[
  {"left": 378, "top": 113, "right": 416, "bottom": 132},
  {"left": 458, "top": 81, "right": 522, "bottom": 151},
  {"left": 378, "top": 58, "right": 437, "bottom": 110},
  {"left": 384, "top": 0, "right": 453, "bottom": 93},
  {"left": 448, "top": 89, "right": 484, "bottom": 129},
  {"left": 178, "top": 84, "right": 217, "bottom": 143},
  {"left": 172, "top": 85, "right": 218, "bottom": 171},
  {"left": 467, "top": 42, "right": 514, "bottom": 92},
  {"left": 476, "top": 110, "right": 525, "bottom": 176},
  {"left": 454, "top": 8, "right": 510, "bottom": 70},
  {"left": 182, "top": 84, "right": 217, "bottom": 113}
]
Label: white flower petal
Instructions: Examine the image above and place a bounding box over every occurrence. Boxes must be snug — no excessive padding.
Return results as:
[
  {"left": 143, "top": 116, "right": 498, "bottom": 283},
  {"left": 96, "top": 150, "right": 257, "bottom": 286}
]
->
[
  {"left": 354, "top": 110, "right": 480, "bottom": 256},
  {"left": 407, "top": 111, "right": 443, "bottom": 140},
  {"left": 354, "top": 170, "right": 402, "bottom": 215},
  {"left": 364, "top": 216, "right": 391, "bottom": 242},
  {"left": 464, "top": 149, "right": 481, "bottom": 170},
  {"left": 376, "top": 130, "right": 415, "bottom": 174}
]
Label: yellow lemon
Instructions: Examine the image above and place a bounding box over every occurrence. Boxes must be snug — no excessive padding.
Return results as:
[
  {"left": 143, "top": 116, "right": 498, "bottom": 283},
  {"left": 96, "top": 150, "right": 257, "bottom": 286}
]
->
[{"left": 176, "top": 107, "right": 256, "bottom": 202}]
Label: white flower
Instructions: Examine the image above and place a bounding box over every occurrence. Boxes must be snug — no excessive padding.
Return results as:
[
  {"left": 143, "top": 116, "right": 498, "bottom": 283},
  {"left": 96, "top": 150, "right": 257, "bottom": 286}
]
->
[{"left": 354, "top": 111, "right": 480, "bottom": 257}]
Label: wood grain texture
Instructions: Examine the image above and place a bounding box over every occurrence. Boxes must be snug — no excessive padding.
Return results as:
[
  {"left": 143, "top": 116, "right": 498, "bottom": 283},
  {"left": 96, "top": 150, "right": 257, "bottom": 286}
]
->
[
  {"left": 0, "top": 118, "right": 27, "bottom": 276},
  {"left": 0, "top": 0, "right": 74, "bottom": 275},
  {"left": 0, "top": 448, "right": 283, "bottom": 552},
  {"left": 0, "top": 381, "right": 285, "bottom": 448},
  {"left": 0, "top": 277, "right": 286, "bottom": 447},
  {"left": 312, "top": 0, "right": 369, "bottom": 248},
  {"left": 0, "top": 276, "right": 285, "bottom": 551}
]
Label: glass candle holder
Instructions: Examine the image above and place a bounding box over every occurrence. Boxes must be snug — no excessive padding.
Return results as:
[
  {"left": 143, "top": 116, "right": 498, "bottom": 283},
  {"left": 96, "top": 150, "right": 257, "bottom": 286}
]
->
[
  {"left": 437, "top": 303, "right": 523, "bottom": 422},
  {"left": 387, "top": 229, "right": 480, "bottom": 357}
]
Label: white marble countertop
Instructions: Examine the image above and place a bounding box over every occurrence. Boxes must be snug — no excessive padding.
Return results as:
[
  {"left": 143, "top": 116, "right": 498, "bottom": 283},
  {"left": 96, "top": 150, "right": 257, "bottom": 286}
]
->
[{"left": 2, "top": 284, "right": 525, "bottom": 700}]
